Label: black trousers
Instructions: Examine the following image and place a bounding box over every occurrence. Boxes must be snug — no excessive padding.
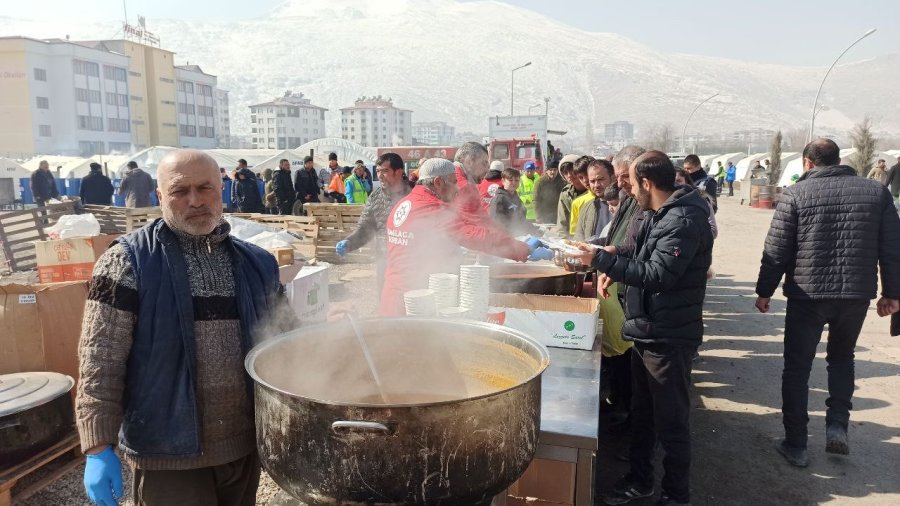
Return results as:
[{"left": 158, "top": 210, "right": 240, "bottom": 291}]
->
[
  {"left": 727, "top": 181, "right": 734, "bottom": 196},
  {"left": 629, "top": 343, "right": 695, "bottom": 503},
  {"left": 133, "top": 452, "right": 261, "bottom": 506},
  {"left": 782, "top": 298, "right": 868, "bottom": 448}
]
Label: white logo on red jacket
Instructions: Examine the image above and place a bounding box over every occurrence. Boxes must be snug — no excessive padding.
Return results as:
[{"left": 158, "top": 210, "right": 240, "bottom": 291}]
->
[{"left": 393, "top": 200, "right": 412, "bottom": 227}]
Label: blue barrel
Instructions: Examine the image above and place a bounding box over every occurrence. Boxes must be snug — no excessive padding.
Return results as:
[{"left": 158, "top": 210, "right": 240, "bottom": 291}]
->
[
  {"left": 257, "top": 179, "right": 265, "bottom": 198},
  {"left": 55, "top": 179, "right": 67, "bottom": 198},
  {"left": 66, "top": 178, "right": 81, "bottom": 197},
  {"left": 20, "top": 178, "right": 33, "bottom": 204},
  {"left": 149, "top": 190, "right": 159, "bottom": 206},
  {"left": 113, "top": 179, "right": 125, "bottom": 206},
  {"left": 223, "top": 180, "right": 233, "bottom": 206}
]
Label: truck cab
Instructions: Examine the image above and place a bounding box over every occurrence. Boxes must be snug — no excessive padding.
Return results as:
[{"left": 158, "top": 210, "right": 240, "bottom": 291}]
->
[{"left": 488, "top": 137, "right": 543, "bottom": 173}]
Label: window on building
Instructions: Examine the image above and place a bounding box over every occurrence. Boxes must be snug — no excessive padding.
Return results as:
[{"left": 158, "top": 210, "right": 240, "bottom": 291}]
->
[
  {"left": 34, "top": 68, "right": 47, "bottom": 81},
  {"left": 36, "top": 96, "right": 49, "bottom": 109},
  {"left": 75, "top": 88, "right": 101, "bottom": 103},
  {"left": 129, "top": 70, "right": 141, "bottom": 77},
  {"left": 250, "top": 115, "right": 257, "bottom": 123},
  {"left": 198, "top": 84, "right": 212, "bottom": 97},
  {"left": 38, "top": 125, "right": 51, "bottom": 137},
  {"left": 77, "top": 115, "right": 103, "bottom": 131},
  {"left": 131, "top": 120, "right": 145, "bottom": 125},
  {"left": 103, "top": 66, "right": 127, "bottom": 81},
  {"left": 73, "top": 60, "right": 99, "bottom": 77},
  {"left": 178, "top": 103, "right": 196, "bottom": 115},
  {"left": 163, "top": 122, "right": 177, "bottom": 128},
  {"left": 179, "top": 124, "right": 197, "bottom": 137},
  {"left": 79, "top": 141, "right": 103, "bottom": 157},
  {"left": 108, "top": 118, "right": 130, "bottom": 133},
  {"left": 160, "top": 77, "right": 174, "bottom": 84},
  {"left": 321, "top": 111, "right": 325, "bottom": 120}
]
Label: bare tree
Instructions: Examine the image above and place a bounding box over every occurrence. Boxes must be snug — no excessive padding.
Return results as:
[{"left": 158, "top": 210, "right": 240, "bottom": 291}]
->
[
  {"left": 768, "top": 130, "right": 783, "bottom": 185},
  {"left": 848, "top": 116, "right": 877, "bottom": 176},
  {"left": 639, "top": 123, "right": 675, "bottom": 152},
  {"left": 784, "top": 127, "right": 809, "bottom": 151}
]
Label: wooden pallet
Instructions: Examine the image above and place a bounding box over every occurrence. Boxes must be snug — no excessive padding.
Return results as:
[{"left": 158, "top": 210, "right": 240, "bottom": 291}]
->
[
  {"left": 81, "top": 205, "right": 162, "bottom": 234},
  {"left": 302, "top": 204, "right": 372, "bottom": 262},
  {"left": 0, "top": 202, "right": 78, "bottom": 272},
  {"left": 0, "top": 432, "right": 83, "bottom": 506}
]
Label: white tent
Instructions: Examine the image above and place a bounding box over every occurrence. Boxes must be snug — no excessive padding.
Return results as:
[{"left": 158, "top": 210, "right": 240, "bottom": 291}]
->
[
  {"left": 698, "top": 154, "right": 720, "bottom": 170},
  {"left": 735, "top": 153, "right": 769, "bottom": 181},
  {"left": 250, "top": 149, "right": 309, "bottom": 175},
  {"left": 206, "top": 149, "right": 278, "bottom": 170},
  {"left": 117, "top": 146, "right": 177, "bottom": 179},
  {"left": 22, "top": 155, "right": 85, "bottom": 174},
  {"left": 709, "top": 153, "right": 745, "bottom": 174},
  {"left": 293, "top": 137, "right": 377, "bottom": 167},
  {"left": 59, "top": 155, "right": 131, "bottom": 179},
  {"left": 0, "top": 157, "right": 31, "bottom": 204},
  {"left": 776, "top": 149, "right": 894, "bottom": 186}
]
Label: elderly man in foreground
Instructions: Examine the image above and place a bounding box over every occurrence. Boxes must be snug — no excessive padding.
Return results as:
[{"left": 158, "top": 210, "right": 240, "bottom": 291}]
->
[{"left": 77, "top": 149, "right": 297, "bottom": 505}]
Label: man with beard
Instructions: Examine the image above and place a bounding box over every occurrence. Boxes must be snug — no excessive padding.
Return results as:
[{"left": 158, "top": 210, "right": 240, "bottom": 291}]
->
[
  {"left": 573, "top": 159, "right": 615, "bottom": 242},
  {"left": 534, "top": 158, "right": 566, "bottom": 224},
  {"left": 380, "top": 158, "right": 549, "bottom": 316},
  {"left": 336, "top": 152, "right": 413, "bottom": 293},
  {"left": 77, "top": 149, "right": 297, "bottom": 505},
  {"left": 294, "top": 155, "right": 321, "bottom": 213},
  {"left": 556, "top": 154, "right": 588, "bottom": 238},
  {"left": 570, "top": 151, "right": 712, "bottom": 506},
  {"left": 567, "top": 156, "right": 596, "bottom": 238}
]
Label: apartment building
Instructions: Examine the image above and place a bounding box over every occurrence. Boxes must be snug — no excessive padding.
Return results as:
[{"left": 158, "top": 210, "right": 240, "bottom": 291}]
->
[
  {"left": 250, "top": 91, "right": 327, "bottom": 149},
  {"left": 216, "top": 89, "right": 231, "bottom": 148},
  {"left": 412, "top": 121, "right": 455, "bottom": 146},
  {"left": 340, "top": 96, "right": 412, "bottom": 147}
]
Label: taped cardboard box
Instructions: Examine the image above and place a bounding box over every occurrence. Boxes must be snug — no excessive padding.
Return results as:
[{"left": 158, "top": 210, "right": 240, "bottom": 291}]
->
[
  {"left": 34, "top": 234, "right": 119, "bottom": 283},
  {"left": 0, "top": 282, "right": 89, "bottom": 393},
  {"left": 489, "top": 293, "right": 600, "bottom": 351},
  {"left": 284, "top": 264, "right": 329, "bottom": 324}
]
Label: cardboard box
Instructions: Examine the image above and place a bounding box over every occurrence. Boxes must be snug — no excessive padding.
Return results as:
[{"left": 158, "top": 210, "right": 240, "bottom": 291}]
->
[
  {"left": 0, "top": 282, "right": 90, "bottom": 391},
  {"left": 507, "top": 457, "right": 576, "bottom": 505},
  {"left": 34, "top": 234, "right": 119, "bottom": 283},
  {"left": 285, "top": 264, "right": 329, "bottom": 324},
  {"left": 489, "top": 293, "right": 600, "bottom": 350},
  {"left": 270, "top": 247, "right": 294, "bottom": 267}
]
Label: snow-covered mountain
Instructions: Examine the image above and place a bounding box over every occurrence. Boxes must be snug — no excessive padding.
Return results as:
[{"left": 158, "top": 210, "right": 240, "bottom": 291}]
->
[{"left": 2, "top": 0, "right": 898, "bottom": 141}]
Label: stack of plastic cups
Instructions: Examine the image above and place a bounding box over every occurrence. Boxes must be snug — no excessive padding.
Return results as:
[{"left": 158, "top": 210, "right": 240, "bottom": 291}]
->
[
  {"left": 403, "top": 289, "right": 437, "bottom": 316},
  {"left": 458, "top": 264, "right": 491, "bottom": 321},
  {"left": 438, "top": 306, "right": 472, "bottom": 319},
  {"left": 428, "top": 273, "right": 459, "bottom": 311}
]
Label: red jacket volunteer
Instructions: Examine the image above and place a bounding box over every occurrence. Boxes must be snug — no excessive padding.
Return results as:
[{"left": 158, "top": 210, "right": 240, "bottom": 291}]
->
[{"left": 380, "top": 160, "right": 530, "bottom": 316}]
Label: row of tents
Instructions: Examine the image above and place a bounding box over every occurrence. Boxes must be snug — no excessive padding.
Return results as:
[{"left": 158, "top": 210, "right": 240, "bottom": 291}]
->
[{"left": 697, "top": 149, "right": 900, "bottom": 187}]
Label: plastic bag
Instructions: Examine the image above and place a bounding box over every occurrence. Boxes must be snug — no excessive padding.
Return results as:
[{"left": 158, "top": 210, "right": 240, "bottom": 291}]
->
[{"left": 46, "top": 214, "right": 101, "bottom": 240}]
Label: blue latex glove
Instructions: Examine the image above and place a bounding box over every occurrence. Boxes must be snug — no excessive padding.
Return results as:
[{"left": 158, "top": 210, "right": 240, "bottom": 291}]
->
[
  {"left": 528, "top": 246, "right": 554, "bottom": 262},
  {"left": 335, "top": 240, "right": 349, "bottom": 257},
  {"left": 524, "top": 236, "right": 543, "bottom": 253},
  {"left": 84, "top": 446, "right": 123, "bottom": 505}
]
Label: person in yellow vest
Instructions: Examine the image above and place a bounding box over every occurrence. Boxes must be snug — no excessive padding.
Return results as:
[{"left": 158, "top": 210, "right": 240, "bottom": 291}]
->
[
  {"left": 568, "top": 156, "right": 595, "bottom": 237},
  {"left": 518, "top": 160, "right": 538, "bottom": 220},
  {"left": 345, "top": 164, "right": 370, "bottom": 204}
]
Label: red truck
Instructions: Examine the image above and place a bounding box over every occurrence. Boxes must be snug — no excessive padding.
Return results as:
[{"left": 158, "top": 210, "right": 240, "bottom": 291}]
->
[
  {"left": 488, "top": 137, "right": 544, "bottom": 173},
  {"left": 376, "top": 146, "right": 458, "bottom": 174}
]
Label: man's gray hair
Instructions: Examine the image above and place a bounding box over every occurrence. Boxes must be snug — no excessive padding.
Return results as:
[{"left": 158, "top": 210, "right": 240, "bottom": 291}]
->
[
  {"left": 612, "top": 145, "right": 647, "bottom": 169},
  {"left": 454, "top": 141, "right": 488, "bottom": 164},
  {"left": 419, "top": 173, "right": 456, "bottom": 190}
]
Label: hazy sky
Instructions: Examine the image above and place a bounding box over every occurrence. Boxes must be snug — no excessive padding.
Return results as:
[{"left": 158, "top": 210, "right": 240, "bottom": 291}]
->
[{"left": 4, "top": 0, "right": 897, "bottom": 65}]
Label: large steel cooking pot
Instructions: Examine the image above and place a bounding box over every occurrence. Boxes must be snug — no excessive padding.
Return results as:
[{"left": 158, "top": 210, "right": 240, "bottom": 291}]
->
[
  {"left": 0, "top": 372, "right": 74, "bottom": 469},
  {"left": 246, "top": 318, "right": 550, "bottom": 505},
  {"left": 490, "top": 263, "right": 577, "bottom": 296}
]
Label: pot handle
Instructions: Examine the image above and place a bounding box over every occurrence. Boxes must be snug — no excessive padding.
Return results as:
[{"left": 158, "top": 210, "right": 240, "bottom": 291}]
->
[{"left": 331, "top": 421, "right": 393, "bottom": 435}]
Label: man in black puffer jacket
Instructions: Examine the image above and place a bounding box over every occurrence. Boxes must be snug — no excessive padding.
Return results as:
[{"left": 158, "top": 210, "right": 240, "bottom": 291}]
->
[
  {"left": 573, "top": 151, "right": 712, "bottom": 506},
  {"left": 755, "top": 138, "right": 900, "bottom": 467}
]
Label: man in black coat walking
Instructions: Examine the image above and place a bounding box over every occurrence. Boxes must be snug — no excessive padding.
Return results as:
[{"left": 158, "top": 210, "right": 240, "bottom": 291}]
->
[
  {"left": 755, "top": 138, "right": 900, "bottom": 467},
  {"left": 271, "top": 158, "right": 295, "bottom": 215},
  {"left": 570, "top": 151, "right": 712, "bottom": 506},
  {"left": 293, "top": 155, "right": 320, "bottom": 214},
  {"left": 883, "top": 155, "right": 900, "bottom": 197},
  {"left": 79, "top": 162, "right": 114, "bottom": 205}
]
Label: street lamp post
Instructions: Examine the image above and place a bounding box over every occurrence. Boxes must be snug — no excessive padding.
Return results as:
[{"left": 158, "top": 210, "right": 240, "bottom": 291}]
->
[
  {"left": 807, "top": 28, "right": 876, "bottom": 143},
  {"left": 510, "top": 61, "right": 532, "bottom": 116},
  {"left": 680, "top": 92, "right": 719, "bottom": 154}
]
